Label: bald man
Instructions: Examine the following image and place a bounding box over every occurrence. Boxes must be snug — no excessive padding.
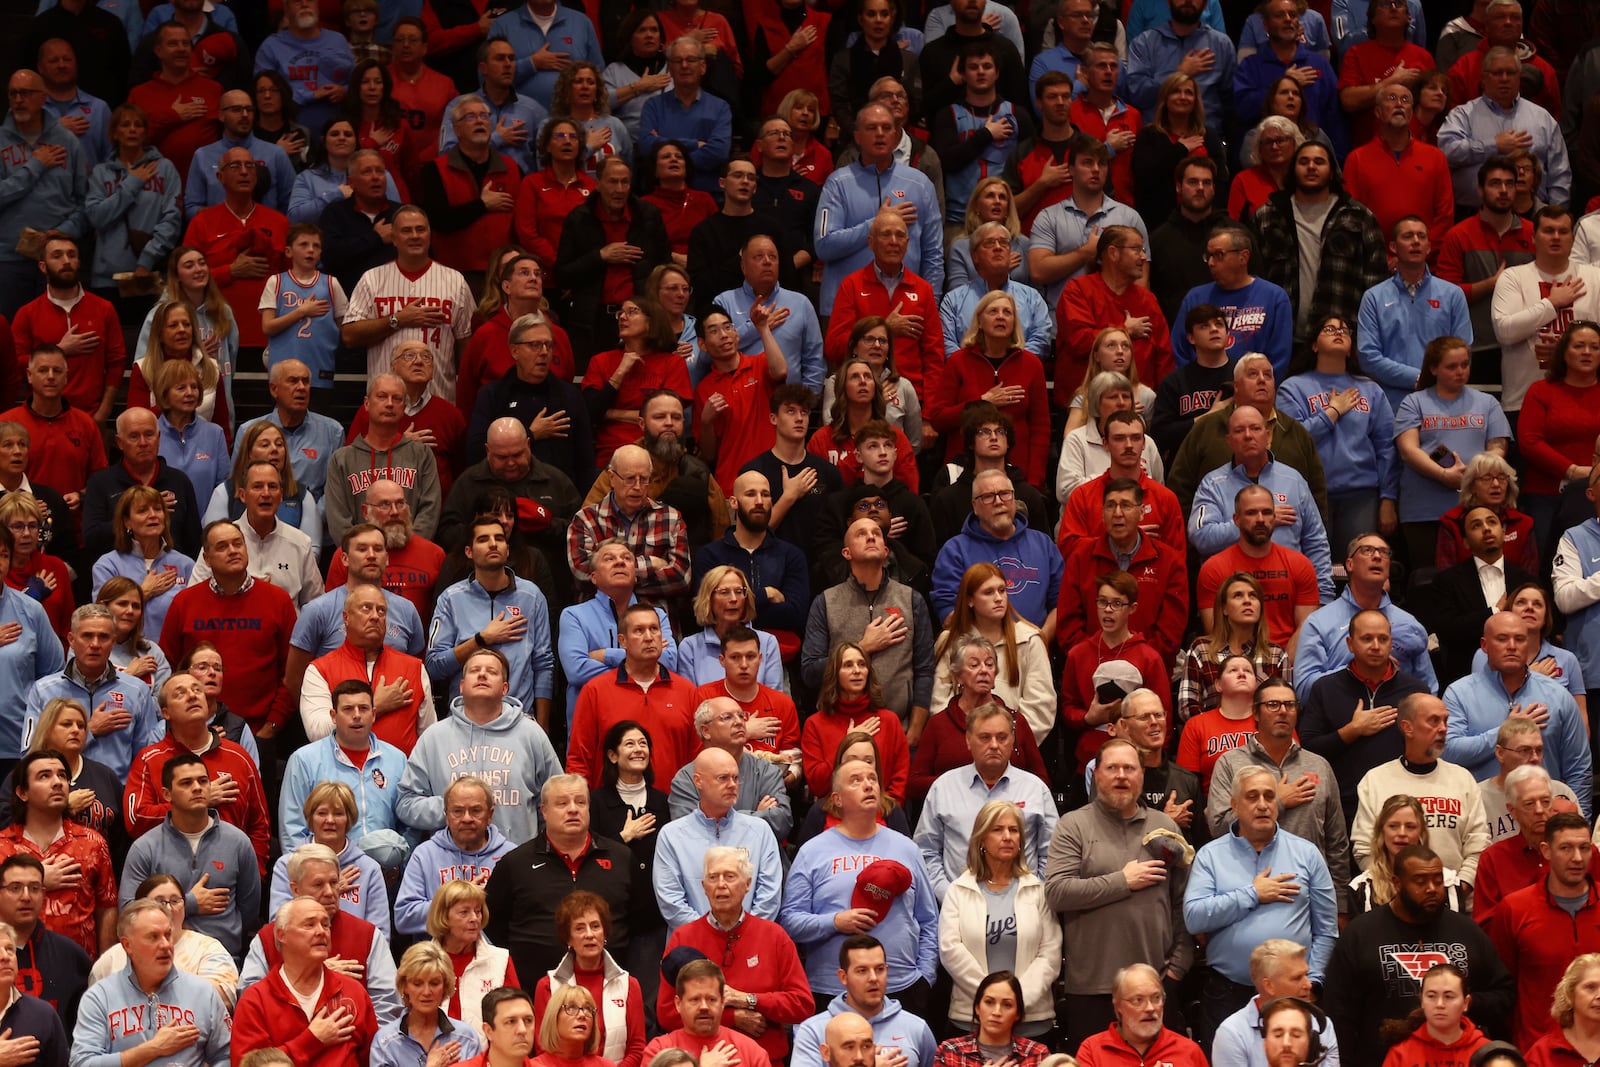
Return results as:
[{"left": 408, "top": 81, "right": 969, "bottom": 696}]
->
[
  {"left": 184, "top": 88, "right": 297, "bottom": 220},
  {"left": 653, "top": 746, "right": 786, "bottom": 931},
  {"left": 821, "top": 1013, "right": 877, "bottom": 1067},
  {"left": 83, "top": 408, "right": 201, "bottom": 556},
  {"left": 566, "top": 442, "right": 691, "bottom": 609},
  {"left": 691, "top": 470, "right": 809, "bottom": 636},
  {"left": 668, "top": 695, "right": 792, "bottom": 838}
]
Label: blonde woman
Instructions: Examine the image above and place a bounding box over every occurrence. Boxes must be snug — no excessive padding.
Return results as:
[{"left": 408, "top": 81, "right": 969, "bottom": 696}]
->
[
  {"left": 153, "top": 359, "right": 231, "bottom": 503},
  {"left": 938, "top": 800, "right": 1061, "bottom": 1036},
  {"left": 427, "top": 880, "right": 517, "bottom": 1032},
  {"left": 675, "top": 567, "right": 783, "bottom": 687},
  {"left": 136, "top": 245, "right": 238, "bottom": 426},
  {"left": 370, "top": 941, "right": 482, "bottom": 1067},
  {"left": 0, "top": 697, "right": 123, "bottom": 843},
  {"left": 928, "top": 291, "right": 1049, "bottom": 484},
  {"left": 1132, "top": 71, "right": 1227, "bottom": 227},
  {"left": 1529, "top": 954, "right": 1600, "bottom": 1065},
  {"left": 946, "top": 177, "right": 1028, "bottom": 290},
  {"left": 127, "top": 300, "right": 230, "bottom": 440},
  {"left": 532, "top": 986, "right": 612, "bottom": 1067},
  {"left": 1348, "top": 794, "right": 1464, "bottom": 913},
  {"left": 1064, "top": 327, "right": 1157, "bottom": 432}
]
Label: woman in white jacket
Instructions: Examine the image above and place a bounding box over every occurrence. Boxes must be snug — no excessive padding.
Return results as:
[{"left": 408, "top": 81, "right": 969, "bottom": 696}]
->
[
  {"left": 428, "top": 880, "right": 517, "bottom": 1034},
  {"left": 938, "top": 800, "right": 1062, "bottom": 1037}
]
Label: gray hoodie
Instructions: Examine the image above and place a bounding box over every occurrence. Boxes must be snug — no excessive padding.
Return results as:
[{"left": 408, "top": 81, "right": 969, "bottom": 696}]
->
[
  {"left": 396, "top": 695, "right": 561, "bottom": 846},
  {"left": 323, "top": 435, "right": 441, "bottom": 542},
  {"left": 119, "top": 812, "right": 261, "bottom": 963}
]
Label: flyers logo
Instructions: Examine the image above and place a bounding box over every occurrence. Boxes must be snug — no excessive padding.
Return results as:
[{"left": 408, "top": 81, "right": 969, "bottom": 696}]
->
[
  {"left": 112, "top": 692, "right": 124, "bottom": 705},
  {"left": 507, "top": 606, "right": 522, "bottom": 618},
  {"left": 596, "top": 857, "right": 612, "bottom": 869},
  {"left": 1386, "top": 950, "right": 1452, "bottom": 981}
]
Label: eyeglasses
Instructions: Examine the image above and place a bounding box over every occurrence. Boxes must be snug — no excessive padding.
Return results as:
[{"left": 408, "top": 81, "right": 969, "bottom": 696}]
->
[
  {"left": 613, "top": 473, "right": 650, "bottom": 487},
  {"left": 511, "top": 340, "right": 554, "bottom": 352},
  {"left": 1352, "top": 544, "right": 1392, "bottom": 559},
  {"left": 0, "top": 882, "right": 41, "bottom": 896},
  {"left": 1475, "top": 473, "right": 1510, "bottom": 484},
  {"left": 873, "top": 90, "right": 909, "bottom": 101},
  {"left": 859, "top": 336, "right": 891, "bottom": 348},
  {"left": 974, "top": 489, "right": 1015, "bottom": 505},
  {"left": 1121, "top": 994, "right": 1165, "bottom": 1009},
  {"left": 1114, "top": 244, "right": 1148, "bottom": 257},
  {"left": 149, "top": 896, "right": 184, "bottom": 909},
  {"left": 395, "top": 351, "right": 433, "bottom": 363},
  {"left": 1320, "top": 323, "right": 1351, "bottom": 336},
  {"left": 1124, "top": 711, "right": 1164, "bottom": 724},
  {"left": 1258, "top": 136, "right": 1294, "bottom": 148},
  {"left": 561, "top": 1005, "right": 597, "bottom": 1018},
  {"left": 6, "top": 89, "right": 44, "bottom": 100},
  {"left": 1498, "top": 744, "right": 1544, "bottom": 759},
  {"left": 220, "top": 104, "right": 255, "bottom": 113},
  {"left": 1203, "top": 248, "right": 1244, "bottom": 262},
  {"left": 367, "top": 499, "right": 409, "bottom": 513},
  {"left": 975, "top": 426, "right": 1006, "bottom": 439},
  {"left": 616, "top": 307, "right": 643, "bottom": 320},
  {"left": 458, "top": 111, "right": 492, "bottom": 123},
  {"left": 1095, "top": 597, "right": 1131, "bottom": 610},
  {"left": 1254, "top": 699, "right": 1299, "bottom": 712},
  {"left": 5, "top": 522, "right": 39, "bottom": 534}
]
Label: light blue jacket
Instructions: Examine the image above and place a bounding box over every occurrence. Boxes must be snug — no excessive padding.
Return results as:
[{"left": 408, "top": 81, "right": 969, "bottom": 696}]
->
[
  {"left": 396, "top": 696, "right": 561, "bottom": 845},
  {"left": 0, "top": 112, "right": 89, "bottom": 264},
  {"left": 0, "top": 588, "right": 64, "bottom": 758},
  {"left": 253, "top": 29, "right": 356, "bottom": 134},
  {"left": 816, "top": 160, "right": 944, "bottom": 314},
  {"left": 394, "top": 825, "right": 513, "bottom": 935},
  {"left": 287, "top": 164, "right": 403, "bottom": 225},
  {"left": 676, "top": 627, "right": 782, "bottom": 689},
  {"left": 712, "top": 282, "right": 827, "bottom": 394},
  {"left": 24, "top": 661, "right": 162, "bottom": 781},
  {"left": 44, "top": 89, "right": 111, "bottom": 165},
  {"left": 791, "top": 994, "right": 939, "bottom": 1067},
  {"left": 1126, "top": 22, "right": 1236, "bottom": 133},
  {"left": 1356, "top": 270, "right": 1475, "bottom": 411},
  {"left": 441, "top": 90, "right": 551, "bottom": 175},
  {"left": 158, "top": 413, "right": 231, "bottom": 504},
  {"left": 71, "top": 963, "right": 230, "bottom": 1067},
  {"left": 489, "top": 5, "right": 604, "bottom": 106},
  {"left": 1292, "top": 589, "right": 1439, "bottom": 698},
  {"left": 913, "top": 763, "right": 1055, "bottom": 902},
  {"left": 1189, "top": 456, "right": 1334, "bottom": 600},
  {"left": 428, "top": 573, "right": 554, "bottom": 708},
  {"left": 939, "top": 280, "right": 1053, "bottom": 359},
  {"left": 1555, "top": 519, "right": 1600, "bottom": 696},
  {"left": 653, "top": 805, "right": 786, "bottom": 930},
  {"left": 236, "top": 410, "right": 344, "bottom": 500},
  {"left": 1277, "top": 371, "right": 1400, "bottom": 499},
  {"left": 269, "top": 838, "right": 390, "bottom": 937},
  {"left": 1214, "top": 994, "right": 1342, "bottom": 1067},
  {"left": 184, "top": 134, "right": 296, "bottom": 219},
  {"left": 557, "top": 595, "right": 675, "bottom": 732},
  {"left": 280, "top": 732, "right": 408, "bottom": 853},
  {"left": 780, "top": 825, "right": 939, "bottom": 994},
  {"left": 1183, "top": 825, "right": 1337, "bottom": 983},
  {"left": 91, "top": 548, "right": 194, "bottom": 639},
  {"left": 84, "top": 148, "right": 183, "bottom": 287},
  {"left": 1443, "top": 666, "right": 1592, "bottom": 814}
]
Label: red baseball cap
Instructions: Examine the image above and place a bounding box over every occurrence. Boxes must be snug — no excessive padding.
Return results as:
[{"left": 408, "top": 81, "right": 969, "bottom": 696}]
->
[{"left": 851, "top": 859, "right": 912, "bottom": 922}]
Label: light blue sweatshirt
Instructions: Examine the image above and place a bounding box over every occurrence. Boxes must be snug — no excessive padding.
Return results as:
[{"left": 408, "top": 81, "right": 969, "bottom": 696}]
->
[
  {"left": 0, "top": 588, "right": 63, "bottom": 759},
  {"left": 791, "top": 994, "right": 939, "bottom": 1067},
  {"left": 0, "top": 112, "right": 90, "bottom": 266},
  {"left": 1356, "top": 271, "right": 1474, "bottom": 411},
  {"left": 1277, "top": 370, "right": 1401, "bottom": 500},
  {"left": 70, "top": 963, "right": 231, "bottom": 1067},
  {"left": 394, "top": 825, "right": 512, "bottom": 935},
  {"left": 25, "top": 661, "right": 162, "bottom": 781},
  {"left": 287, "top": 165, "right": 403, "bottom": 225},
  {"left": 396, "top": 695, "right": 561, "bottom": 845},
  {"left": 428, "top": 574, "right": 554, "bottom": 709},
  {"left": 1443, "top": 666, "right": 1592, "bottom": 815},
  {"left": 1189, "top": 456, "right": 1334, "bottom": 600},
  {"left": 184, "top": 134, "right": 297, "bottom": 219},
  {"left": 1292, "top": 588, "right": 1439, "bottom": 699},
  {"left": 815, "top": 160, "right": 944, "bottom": 314},
  {"left": 84, "top": 148, "right": 182, "bottom": 287}
]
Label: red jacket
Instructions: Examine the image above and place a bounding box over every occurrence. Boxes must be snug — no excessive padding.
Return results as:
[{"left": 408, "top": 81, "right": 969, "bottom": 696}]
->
[
  {"left": 908, "top": 697, "right": 1047, "bottom": 796},
  {"left": 642, "top": 186, "right": 718, "bottom": 256},
  {"left": 182, "top": 203, "right": 288, "bottom": 348},
  {"left": 926, "top": 346, "right": 1049, "bottom": 484},
  {"left": 231, "top": 964, "right": 377, "bottom": 1067},
  {"left": 307, "top": 641, "right": 430, "bottom": 755},
  {"left": 747, "top": 0, "right": 831, "bottom": 116},
  {"left": 1380, "top": 1019, "right": 1489, "bottom": 1067},
  {"left": 1058, "top": 469, "right": 1186, "bottom": 563},
  {"left": 1530, "top": 1030, "right": 1600, "bottom": 1067},
  {"left": 1342, "top": 137, "right": 1455, "bottom": 252},
  {"left": 11, "top": 291, "right": 125, "bottom": 413},
  {"left": 1056, "top": 532, "right": 1188, "bottom": 662},
  {"left": 1076, "top": 1023, "right": 1208, "bottom": 1067},
  {"left": 513, "top": 168, "right": 596, "bottom": 277},
  {"left": 568, "top": 665, "right": 700, "bottom": 787},
  {"left": 1061, "top": 631, "right": 1173, "bottom": 771},
  {"left": 824, "top": 264, "right": 944, "bottom": 399},
  {"left": 800, "top": 706, "right": 910, "bottom": 802},
  {"left": 657, "top": 913, "right": 813, "bottom": 1061},
  {"left": 124, "top": 732, "right": 270, "bottom": 876},
  {"left": 1055, "top": 273, "right": 1173, "bottom": 409},
  {"left": 424, "top": 149, "right": 521, "bottom": 272},
  {"left": 347, "top": 394, "right": 467, "bottom": 493},
  {"left": 1489, "top": 878, "right": 1600, "bottom": 1049}
]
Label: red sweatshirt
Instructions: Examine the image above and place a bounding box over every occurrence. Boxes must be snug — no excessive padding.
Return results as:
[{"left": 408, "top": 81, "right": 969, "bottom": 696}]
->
[
  {"left": 126, "top": 74, "right": 221, "bottom": 182},
  {"left": 11, "top": 291, "right": 126, "bottom": 414},
  {"left": 124, "top": 733, "right": 271, "bottom": 876},
  {"left": 1061, "top": 630, "right": 1173, "bottom": 771},
  {"left": 1174, "top": 709, "right": 1255, "bottom": 795},
  {"left": 642, "top": 187, "right": 718, "bottom": 256},
  {"left": 823, "top": 265, "right": 945, "bottom": 399},
  {"left": 513, "top": 169, "right": 597, "bottom": 278},
  {"left": 1056, "top": 532, "right": 1188, "bottom": 663},
  {"left": 1380, "top": 1020, "right": 1488, "bottom": 1067},
  {"left": 1058, "top": 469, "right": 1186, "bottom": 563},
  {"left": 1490, "top": 879, "right": 1600, "bottom": 1049},
  {"left": 231, "top": 965, "right": 377, "bottom": 1067},
  {"left": 158, "top": 577, "right": 297, "bottom": 731},
  {"left": 800, "top": 704, "right": 909, "bottom": 802},
  {"left": 182, "top": 203, "right": 288, "bottom": 348},
  {"left": 926, "top": 346, "right": 1049, "bottom": 484},
  {"left": 657, "top": 913, "right": 813, "bottom": 1062},
  {"left": 1055, "top": 273, "right": 1173, "bottom": 408},
  {"left": 1342, "top": 137, "right": 1455, "bottom": 251},
  {"left": 1516, "top": 379, "right": 1600, "bottom": 495},
  {"left": 0, "top": 403, "right": 107, "bottom": 495},
  {"left": 325, "top": 535, "right": 446, "bottom": 622}
]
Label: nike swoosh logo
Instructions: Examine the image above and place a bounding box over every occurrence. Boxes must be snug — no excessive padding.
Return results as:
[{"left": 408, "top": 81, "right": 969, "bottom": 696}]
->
[
  {"left": 1590, "top": 556, "right": 1600, "bottom": 564},
  {"left": 530, "top": 862, "right": 547, "bottom": 870}
]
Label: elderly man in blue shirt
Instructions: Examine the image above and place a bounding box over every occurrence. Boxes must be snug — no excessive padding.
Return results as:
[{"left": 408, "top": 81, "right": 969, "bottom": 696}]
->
[
  {"left": 941, "top": 222, "right": 1054, "bottom": 358},
  {"left": 913, "top": 702, "right": 1056, "bottom": 902},
  {"left": 637, "top": 37, "right": 731, "bottom": 196},
  {"left": 1125, "top": 0, "right": 1236, "bottom": 134},
  {"left": 488, "top": 0, "right": 604, "bottom": 108},
  {"left": 557, "top": 537, "right": 677, "bottom": 733},
  {"left": 1184, "top": 763, "right": 1337, "bottom": 1036},
  {"left": 439, "top": 38, "right": 551, "bottom": 175},
  {"left": 1443, "top": 611, "right": 1593, "bottom": 817},
  {"left": 1437, "top": 45, "right": 1570, "bottom": 211}
]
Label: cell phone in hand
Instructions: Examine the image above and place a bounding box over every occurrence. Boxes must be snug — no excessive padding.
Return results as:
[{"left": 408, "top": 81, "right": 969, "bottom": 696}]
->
[
  {"left": 1428, "top": 443, "right": 1455, "bottom": 468},
  {"left": 1096, "top": 681, "right": 1126, "bottom": 704}
]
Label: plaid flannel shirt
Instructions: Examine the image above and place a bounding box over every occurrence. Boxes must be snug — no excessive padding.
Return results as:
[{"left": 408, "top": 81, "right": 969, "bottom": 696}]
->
[
  {"left": 1253, "top": 189, "right": 1390, "bottom": 335},
  {"left": 1176, "top": 636, "right": 1290, "bottom": 724},
  {"left": 566, "top": 492, "right": 691, "bottom": 605}
]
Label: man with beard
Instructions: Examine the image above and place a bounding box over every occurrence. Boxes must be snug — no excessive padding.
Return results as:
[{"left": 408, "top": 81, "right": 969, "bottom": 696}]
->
[
  {"left": 427, "top": 515, "right": 555, "bottom": 728},
  {"left": 1253, "top": 141, "right": 1389, "bottom": 347},
  {"left": 236, "top": 360, "right": 345, "bottom": 505},
  {"left": 1125, "top": 0, "right": 1236, "bottom": 135},
  {"left": 932, "top": 470, "right": 1061, "bottom": 637},
  {"left": 324, "top": 481, "right": 445, "bottom": 621},
  {"left": 1076, "top": 964, "right": 1207, "bottom": 1067},
  {"left": 254, "top": 0, "right": 355, "bottom": 136},
  {"left": 0, "top": 855, "right": 89, "bottom": 1030},
  {"left": 11, "top": 236, "right": 122, "bottom": 422},
  {"left": 463, "top": 312, "right": 592, "bottom": 489},
  {"left": 568, "top": 440, "right": 694, "bottom": 613},
  {"left": 1323, "top": 844, "right": 1513, "bottom": 1065},
  {"left": 585, "top": 393, "right": 731, "bottom": 548},
  {"left": 644, "top": 959, "right": 774, "bottom": 1067},
  {"left": 181, "top": 146, "right": 290, "bottom": 351},
  {"left": 1353, "top": 694, "right": 1490, "bottom": 885},
  {"left": 693, "top": 305, "right": 789, "bottom": 492},
  {"left": 692, "top": 472, "right": 808, "bottom": 640},
  {"left": 1257, "top": 997, "right": 1323, "bottom": 1067},
  {"left": 1168, "top": 226, "right": 1293, "bottom": 376},
  {"left": 301, "top": 584, "right": 433, "bottom": 755},
  {"left": 1195, "top": 484, "right": 1321, "bottom": 652},
  {"left": 1147, "top": 159, "right": 1229, "bottom": 319}
]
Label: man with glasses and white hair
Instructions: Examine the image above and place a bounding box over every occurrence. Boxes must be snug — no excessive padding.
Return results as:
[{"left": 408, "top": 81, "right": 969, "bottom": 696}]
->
[
  {"left": 1048, "top": 736, "right": 1191, "bottom": 1049},
  {"left": 938, "top": 222, "right": 1054, "bottom": 362},
  {"left": 654, "top": 747, "right": 784, "bottom": 932},
  {"left": 668, "top": 696, "right": 790, "bottom": 838},
  {"left": 566, "top": 442, "right": 691, "bottom": 607},
  {"left": 419, "top": 95, "right": 521, "bottom": 283},
  {"left": 1076, "top": 963, "right": 1207, "bottom": 1067},
  {"left": 73, "top": 901, "right": 226, "bottom": 1067},
  {"left": 465, "top": 313, "right": 593, "bottom": 488},
  {"left": 931, "top": 470, "right": 1061, "bottom": 637},
  {"left": 1293, "top": 532, "right": 1438, "bottom": 698},
  {"left": 657, "top": 846, "right": 811, "bottom": 1065}
]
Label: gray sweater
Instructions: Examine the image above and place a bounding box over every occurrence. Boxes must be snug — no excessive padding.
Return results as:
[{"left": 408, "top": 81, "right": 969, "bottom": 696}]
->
[
  {"left": 323, "top": 435, "right": 441, "bottom": 542},
  {"left": 119, "top": 813, "right": 262, "bottom": 962}
]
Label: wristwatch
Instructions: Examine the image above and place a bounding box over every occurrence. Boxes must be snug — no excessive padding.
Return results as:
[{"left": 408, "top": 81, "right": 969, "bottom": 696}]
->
[
  {"left": 474, "top": 633, "right": 488, "bottom": 650},
  {"left": 388, "top": 314, "right": 401, "bottom": 331},
  {"left": 745, "top": 994, "right": 757, "bottom": 1010}
]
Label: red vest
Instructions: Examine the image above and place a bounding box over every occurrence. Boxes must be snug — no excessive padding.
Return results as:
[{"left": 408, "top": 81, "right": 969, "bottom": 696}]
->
[
  {"left": 254, "top": 910, "right": 377, "bottom": 971},
  {"left": 310, "top": 641, "right": 429, "bottom": 754},
  {"left": 426, "top": 149, "right": 521, "bottom": 271},
  {"left": 749, "top": 2, "right": 831, "bottom": 117}
]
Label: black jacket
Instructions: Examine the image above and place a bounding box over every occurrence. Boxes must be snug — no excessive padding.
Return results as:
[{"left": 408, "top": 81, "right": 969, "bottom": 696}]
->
[
  {"left": 1423, "top": 559, "right": 1539, "bottom": 685},
  {"left": 554, "top": 195, "right": 670, "bottom": 337},
  {"left": 484, "top": 832, "right": 635, "bottom": 984},
  {"left": 466, "top": 368, "right": 595, "bottom": 491},
  {"left": 318, "top": 196, "right": 400, "bottom": 295},
  {"left": 590, "top": 785, "right": 670, "bottom": 931},
  {"left": 83, "top": 459, "right": 201, "bottom": 558},
  {"left": 1299, "top": 666, "right": 1434, "bottom": 821}
]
